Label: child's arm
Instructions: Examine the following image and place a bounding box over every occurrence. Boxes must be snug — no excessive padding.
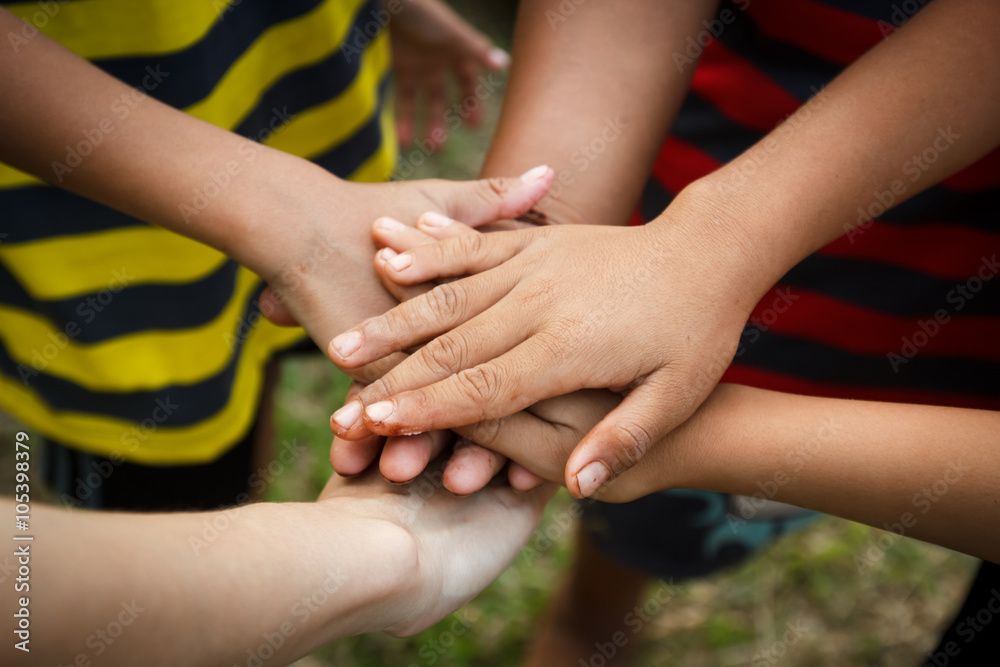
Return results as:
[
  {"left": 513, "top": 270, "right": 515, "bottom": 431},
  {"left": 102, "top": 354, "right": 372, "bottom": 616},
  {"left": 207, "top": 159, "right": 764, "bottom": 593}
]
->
[
  {"left": 479, "top": 0, "right": 719, "bottom": 228},
  {"left": 363, "top": 218, "right": 1000, "bottom": 553},
  {"left": 442, "top": 382, "right": 1000, "bottom": 563},
  {"left": 328, "top": 0, "right": 1000, "bottom": 488},
  {"left": 0, "top": 7, "right": 552, "bottom": 381},
  {"left": 0, "top": 464, "right": 553, "bottom": 666},
  {"left": 326, "top": 0, "right": 726, "bottom": 483}
]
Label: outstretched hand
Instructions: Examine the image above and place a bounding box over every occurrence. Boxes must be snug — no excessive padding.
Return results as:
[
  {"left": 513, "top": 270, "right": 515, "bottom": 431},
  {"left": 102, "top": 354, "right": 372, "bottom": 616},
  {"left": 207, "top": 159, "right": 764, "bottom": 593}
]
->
[
  {"left": 319, "top": 457, "right": 554, "bottom": 637},
  {"left": 329, "top": 193, "right": 759, "bottom": 497}
]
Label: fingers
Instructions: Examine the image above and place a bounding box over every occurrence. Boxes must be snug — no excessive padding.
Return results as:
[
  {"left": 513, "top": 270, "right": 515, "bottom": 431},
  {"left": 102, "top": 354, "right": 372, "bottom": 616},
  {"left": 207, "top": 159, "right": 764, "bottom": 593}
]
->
[
  {"left": 414, "top": 212, "right": 481, "bottom": 240},
  {"left": 342, "top": 351, "right": 410, "bottom": 386},
  {"left": 331, "top": 352, "right": 418, "bottom": 441},
  {"left": 371, "top": 216, "right": 436, "bottom": 251},
  {"left": 449, "top": 14, "right": 508, "bottom": 71},
  {"left": 331, "top": 314, "right": 524, "bottom": 439},
  {"left": 375, "top": 248, "right": 432, "bottom": 303},
  {"left": 358, "top": 334, "right": 577, "bottom": 437},
  {"left": 330, "top": 382, "right": 382, "bottom": 475},
  {"left": 565, "top": 373, "right": 683, "bottom": 498},
  {"left": 508, "top": 463, "right": 545, "bottom": 492},
  {"left": 442, "top": 439, "right": 507, "bottom": 496},
  {"left": 329, "top": 263, "right": 519, "bottom": 369},
  {"left": 456, "top": 59, "right": 482, "bottom": 126},
  {"left": 369, "top": 225, "right": 537, "bottom": 290},
  {"left": 425, "top": 71, "right": 447, "bottom": 148},
  {"left": 379, "top": 430, "right": 453, "bottom": 483},
  {"left": 330, "top": 432, "right": 383, "bottom": 476},
  {"left": 371, "top": 214, "right": 480, "bottom": 303},
  {"left": 441, "top": 166, "right": 554, "bottom": 227},
  {"left": 396, "top": 69, "right": 417, "bottom": 146},
  {"left": 371, "top": 213, "right": 477, "bottom": 254}
]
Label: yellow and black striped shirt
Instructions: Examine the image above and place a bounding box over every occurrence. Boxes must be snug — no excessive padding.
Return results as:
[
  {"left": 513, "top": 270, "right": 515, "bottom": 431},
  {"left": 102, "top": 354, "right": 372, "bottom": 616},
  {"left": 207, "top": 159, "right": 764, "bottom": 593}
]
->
[{"left": 0, "top": 0, "right": 396, "bottom": 463}]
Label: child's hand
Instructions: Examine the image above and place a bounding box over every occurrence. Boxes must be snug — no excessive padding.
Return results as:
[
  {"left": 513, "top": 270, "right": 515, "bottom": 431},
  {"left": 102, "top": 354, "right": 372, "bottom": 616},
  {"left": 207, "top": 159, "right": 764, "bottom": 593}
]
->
[
  {"left": 331, "top": 214, "right": 544, "bottom": 494},
  {"left": 327, "top": 192, "right": 758, "bottom": 497},
  {"left": 318, "top": 456, "right": 555, "bottom": 637},
  {"left": 255, "top": 165, "right": 553, "bottom": 384},
  {"left": 389, "top": 0, "right": 510, "bottom": 147}
]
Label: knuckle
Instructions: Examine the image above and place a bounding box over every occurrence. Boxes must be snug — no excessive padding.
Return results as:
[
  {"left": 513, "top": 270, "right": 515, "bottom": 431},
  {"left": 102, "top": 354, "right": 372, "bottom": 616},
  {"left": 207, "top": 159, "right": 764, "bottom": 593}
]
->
[
  {"left": 458, "top": 231, "right": 486, "bottom": 262},
  {"left": 479, "top": 177, "right": 508, "bottom": 206},
  {"left": 425, "top": 282, "right": 464, "bottom": 320},
  {"left": 420, "top": 332, "right": 467, "bottom": 377},
  {"left": 608, "top": 421, "right": 654, "bottom": 472},
  {"left": 366, "top": 376, "right": 395, "bottom": 402},
  {"left": 455, "top": 365, "right": 503, "bottom": 419},
  {"left": 532, "top": 327, "right": 571, "bottom": 364},
  {"left": 371, "top": 309, "right": 406, "bottom": 341}
]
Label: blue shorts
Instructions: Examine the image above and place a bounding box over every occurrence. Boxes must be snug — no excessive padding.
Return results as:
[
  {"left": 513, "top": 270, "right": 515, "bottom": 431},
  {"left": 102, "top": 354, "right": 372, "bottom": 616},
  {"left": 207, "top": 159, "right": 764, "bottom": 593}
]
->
[{"left": 580, "top": 489, "right": 821, "bottom": 580}]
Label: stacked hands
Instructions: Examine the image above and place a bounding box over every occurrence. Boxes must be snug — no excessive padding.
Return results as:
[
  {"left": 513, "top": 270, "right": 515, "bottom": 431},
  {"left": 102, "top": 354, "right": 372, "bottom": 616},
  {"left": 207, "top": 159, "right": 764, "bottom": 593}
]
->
[
  {"left": 282, "top": 172, "right": 760, "bottom": 504},
  {"left": 5, "top": 0, "right": 1000, "bottom": 660}
]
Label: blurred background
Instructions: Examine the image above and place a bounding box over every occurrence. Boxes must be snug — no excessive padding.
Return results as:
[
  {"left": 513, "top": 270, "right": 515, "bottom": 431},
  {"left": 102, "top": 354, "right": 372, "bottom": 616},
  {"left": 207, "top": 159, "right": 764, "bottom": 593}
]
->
[{"left": 0, "top": 1, "right": 978, "bottom": 665}]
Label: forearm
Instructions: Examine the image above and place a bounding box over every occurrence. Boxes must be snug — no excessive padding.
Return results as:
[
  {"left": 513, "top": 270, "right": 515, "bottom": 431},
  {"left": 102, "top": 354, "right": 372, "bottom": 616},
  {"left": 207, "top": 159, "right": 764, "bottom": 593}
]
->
[
  {"left": 479, "top": 0, "right": 717, "bottom": 226},
  {"left": 658, "top": 386, "right": 1000, "bottom": 562},
  {"left": 2, "top": 499, "right": 414, "bottom": 666},
  {"left": 674, "top": 0, "right": 1000, "bottom": 296},
  {"left": 0, "top": 8, "right": 350, "bottom": 277}
]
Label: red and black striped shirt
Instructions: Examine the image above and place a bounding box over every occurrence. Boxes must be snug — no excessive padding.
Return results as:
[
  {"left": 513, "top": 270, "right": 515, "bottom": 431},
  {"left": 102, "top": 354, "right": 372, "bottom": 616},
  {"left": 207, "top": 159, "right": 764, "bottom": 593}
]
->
[{"left": 635, "top": 0, "right": 1000, "bottom": 410}]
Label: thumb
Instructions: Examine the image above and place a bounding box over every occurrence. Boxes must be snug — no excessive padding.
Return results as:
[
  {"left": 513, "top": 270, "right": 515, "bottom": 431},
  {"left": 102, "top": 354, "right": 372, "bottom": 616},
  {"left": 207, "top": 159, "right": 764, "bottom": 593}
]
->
[
  {"left": 441, "top": 165, "right": 553, "bottom": 227},
  {"left": 259, "top": 286, "right": 299, "bottom": 327},
  {"left": 564, "top": 374, "right": 687, "bottom": 499}
]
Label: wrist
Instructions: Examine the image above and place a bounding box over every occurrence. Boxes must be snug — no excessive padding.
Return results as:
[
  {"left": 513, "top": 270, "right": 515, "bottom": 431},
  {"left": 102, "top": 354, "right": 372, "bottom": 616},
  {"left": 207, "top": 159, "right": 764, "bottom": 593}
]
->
[
  {"left": 304, "top": 499, "right": 422, "bottom": 636},
  {"left": 646, "top": 178, "right": 786, "bottom": 308},
  {"left": 211, "top": 148, "right": 348, "bottom": 279},
  {"left": 633, "top": 384, "right": 762, "bottom": 496}
]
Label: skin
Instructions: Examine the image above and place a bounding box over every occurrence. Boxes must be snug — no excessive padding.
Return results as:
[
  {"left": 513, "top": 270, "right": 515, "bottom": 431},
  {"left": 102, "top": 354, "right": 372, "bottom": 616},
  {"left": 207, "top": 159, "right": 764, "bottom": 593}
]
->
[
  {"left": 368, "top": 218, "right": 1000, "bottom": 562},
  {"left": 0, "top": 6, "right": 561, "bottom": 662},
  {"left": 389, "top": 0, "right": 511, "bottom": 147},
  {"left": 328, "top": 0, "right": 1000, "bottom": 497},
  {"left": 330, "top": 0, "right": 718, "bottom": 492},
  {"left": 0, "top": 462, "right": 554, "bottom": 666},
  {"left": 0, "top": 6, "right": 552, "bottom": 384}
]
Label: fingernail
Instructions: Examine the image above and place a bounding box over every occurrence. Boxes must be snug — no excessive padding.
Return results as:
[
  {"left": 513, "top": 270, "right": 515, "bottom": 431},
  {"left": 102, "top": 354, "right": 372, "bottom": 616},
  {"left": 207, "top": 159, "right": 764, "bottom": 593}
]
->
[
  {"left": 576, "top": 461, "right": 610, "bottom": 497},
  {"left": 332, "top": 401, "right": 362, "bottom": 429},
  {"left": 376, "top": 217, "right": 406, "bottom": 231},
  {"left": 365, "top": 400, "right": 395, "bottom": 423},
  {"left": 330, "top": 330, "right": 362, "bottom": 359},
  {"left": 388, "top": 253, "right": 412, "bottom": 271},
  {"left": 379, "top": 247, "right": 398, "bottom": 263},
  {"left": 420, "top": 211, "right": 453, "bottom": 228},
  {"left": 486, "top": 47, "right": 511, "bottom": 69},
  {"left": 519, "top": 165, "right": 549, "bottom": 182}
]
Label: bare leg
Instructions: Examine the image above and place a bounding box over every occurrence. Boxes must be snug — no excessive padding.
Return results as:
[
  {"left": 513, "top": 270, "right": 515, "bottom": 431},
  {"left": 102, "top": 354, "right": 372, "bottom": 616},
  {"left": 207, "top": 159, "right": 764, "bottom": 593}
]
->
[{"left": 523, "top": 526, "right": 650, "bottom": 667}]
